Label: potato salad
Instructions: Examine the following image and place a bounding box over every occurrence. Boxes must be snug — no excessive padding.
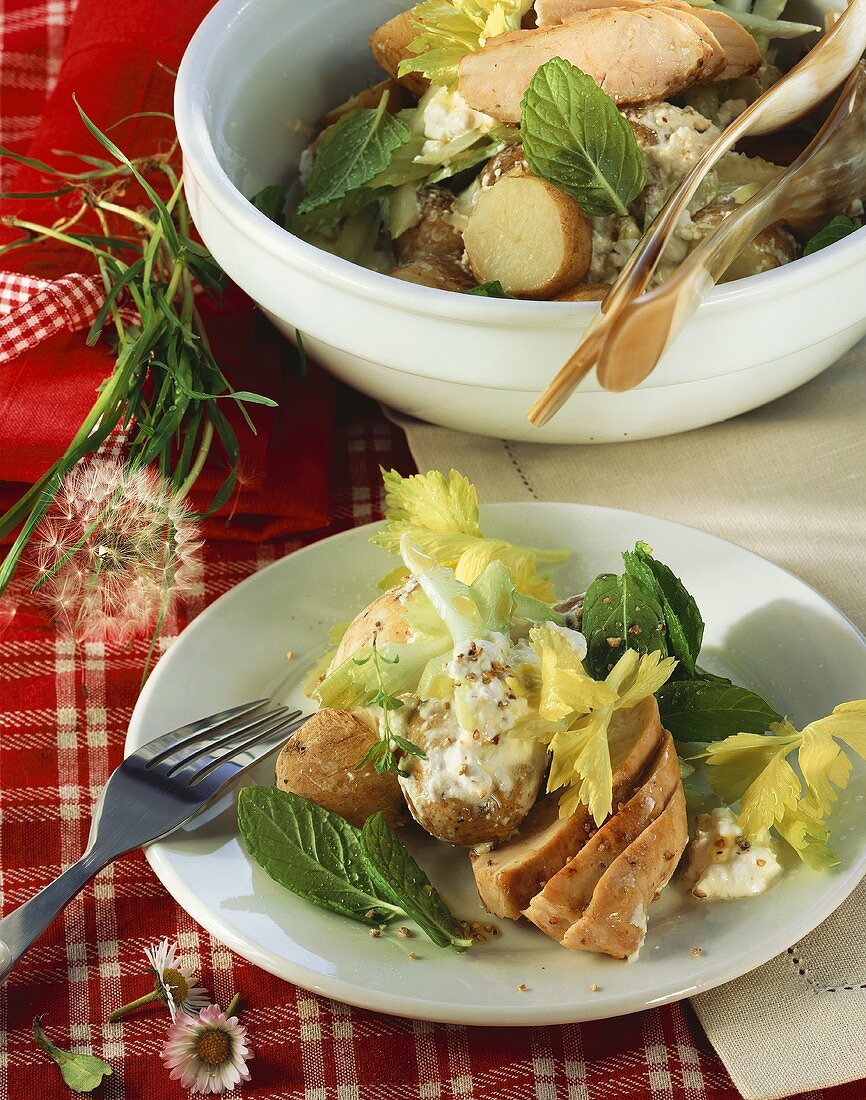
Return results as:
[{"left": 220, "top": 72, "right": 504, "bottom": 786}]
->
[
  {"left": 252, "top": 0, "right": 865, "bottom": 300},
  {"left": 235, "top": 469, "right": 866, "bottom": 962}
]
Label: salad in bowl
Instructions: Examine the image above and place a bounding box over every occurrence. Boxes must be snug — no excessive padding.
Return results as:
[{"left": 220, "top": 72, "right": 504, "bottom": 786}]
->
[
  {"left": 252, "top": 0, "right": 864, "bottom": 299},
  {"left": 237, "top": 469, "right": 866, "bottom": 961}
]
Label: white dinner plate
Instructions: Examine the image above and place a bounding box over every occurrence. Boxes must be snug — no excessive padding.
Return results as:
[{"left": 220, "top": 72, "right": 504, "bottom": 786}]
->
[{"left": 126, "top": 504, "right": 866, "bottom": 1024}]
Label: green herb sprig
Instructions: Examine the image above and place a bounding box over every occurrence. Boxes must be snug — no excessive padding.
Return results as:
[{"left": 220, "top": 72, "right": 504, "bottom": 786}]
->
[
  {"left": 353, "top": 632, "right": 427, "bottom": 775},
  {"left": 0, "top": 101, "right": 276, "bottom": 599}
]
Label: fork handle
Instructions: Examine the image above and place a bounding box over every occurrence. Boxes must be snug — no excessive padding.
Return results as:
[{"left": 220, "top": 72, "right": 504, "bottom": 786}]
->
[{"left": 0, "top": 846, "right": 114, "bottom": 981}]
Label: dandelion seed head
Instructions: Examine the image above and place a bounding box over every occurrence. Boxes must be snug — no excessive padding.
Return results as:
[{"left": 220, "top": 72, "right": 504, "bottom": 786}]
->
[{"left": 33, "top": 459, "right": 202, "bottom": 644}]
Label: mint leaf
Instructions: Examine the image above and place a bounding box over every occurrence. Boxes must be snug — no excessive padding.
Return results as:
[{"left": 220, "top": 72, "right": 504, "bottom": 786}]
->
[
  {"left": 657, "top": 680, "right": 782, "bottom": 742},
  {"left": 359, "top": 813, "right": 472, "bottom": 951},
  {"left": 622, "top": 542, "right": 703, "bottom": 677},
  {"left": 581, "top": 571, "right": 667, "bottom": 679},
  {"left": 520, "top": 57, "right": 646, "bottom": 217},
  {"left": 464, "top": 281, "right": 511, "bottom": 297},
  {"left": 237, "top": 786, "right": 398, "bottom": 923},
  {"left": 803, "top": 215, "right": 859, "bottom": 257},
  {"left": 250, "top": 185, "right": 286, "bottom": 227},
  {"left": 32, "top": 1018, "right": 111, "bottom": 1094},
  {"left": 298, "top": 98, "right": 410, "bottom": 215}
]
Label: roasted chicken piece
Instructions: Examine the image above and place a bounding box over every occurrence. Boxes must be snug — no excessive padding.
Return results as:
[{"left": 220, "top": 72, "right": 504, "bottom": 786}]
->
[
  {"left": 470, "top": 695, "right": 663, "bottom": 917},
  {"left": 534, "top": 0, "right": 761, "bottom": 82},
  {"left": 458, "top": 8, "right": 719, "bottom": 124},
  {"left": 523, "top": 729, "right": 681, "bottom": 940},
  {"left": 561, "top": 783, "right": 687, "bottom": 958}
]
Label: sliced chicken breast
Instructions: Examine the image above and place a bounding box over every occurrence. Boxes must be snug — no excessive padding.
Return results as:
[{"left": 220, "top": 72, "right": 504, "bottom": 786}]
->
[
  {"left": 561, "top": 781, "right": 688, "bottom": 959},
  {"left": 535, "top": 0, "right": 760, "bottom": 81},
  {"left": 523, "top": 730, "right": 680, "bottom": 940},
  {"left": 458, "top": 9, "right": 716, "bottom": 123},
  {"left": 471, "top": 696, "right": 663, "bottom": 918}
]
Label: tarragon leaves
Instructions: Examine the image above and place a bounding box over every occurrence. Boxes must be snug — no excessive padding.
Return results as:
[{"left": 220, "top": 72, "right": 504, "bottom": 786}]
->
[
  {"left": 297, "top": 96, "right": 411, "bottom": 215},
  {"left": 360, "top": 813, "right": 472, "bottom": 950},
  {"left": 32, "top": 1018, "right": 111, "bottom": 1094},
  {"left": 237, "top": 786, "right": 398, "bottom": 923},
  {"left": 520, "top": 58, "right": 647, "bottom": 217},
  {"left": 803, "top": 215, "right": 860, "bottom": 257}
]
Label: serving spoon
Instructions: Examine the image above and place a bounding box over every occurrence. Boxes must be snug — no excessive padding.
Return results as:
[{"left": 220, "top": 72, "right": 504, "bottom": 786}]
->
[
  {"left": 595, "top": 63, "right": 866, "bottom": 391},
  {"left": 525, "top": 0, "right": 866, "bottom": 426}
]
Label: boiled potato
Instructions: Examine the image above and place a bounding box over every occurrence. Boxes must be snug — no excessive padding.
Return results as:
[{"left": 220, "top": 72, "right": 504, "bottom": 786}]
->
[
  {"left": 369, "top": 11, "right": 429, "bottom": 97},
  {"left": 391, "top": 257, "right": 475, "bottom": 292},
  {"left": 321, "top": 79, "right": 412, "bottom": 129},
  {"left": 275, "top": 708, "right": 406, "bottom": 828},
  {"left": 329, "top": 586, "right": 412, "bottom": 673},
  {"left": 692, "top": 201, "right": 798, "bottom": 282},
  {"left": 395, "top": 188, "right": 465, "bottom": 263},
  {"left": 463, "top": 175, "right": 593, "bottom": 299},
  {"left": 399, "top": 701, "right": 548, "bottom": 846},
  {"left": 554, "top": 283, "right": 610, "bottom": 302}
]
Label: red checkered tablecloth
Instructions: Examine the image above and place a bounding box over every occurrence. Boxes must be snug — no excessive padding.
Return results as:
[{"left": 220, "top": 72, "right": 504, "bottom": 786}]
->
[{"left": 1, "top": 1, "right": 865, "bottom": 1097}]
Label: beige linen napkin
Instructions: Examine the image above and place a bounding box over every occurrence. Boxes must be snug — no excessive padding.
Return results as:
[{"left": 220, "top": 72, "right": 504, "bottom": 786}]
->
[{"left": 386, "top": 342, "right": 866, "bottom": 1100}]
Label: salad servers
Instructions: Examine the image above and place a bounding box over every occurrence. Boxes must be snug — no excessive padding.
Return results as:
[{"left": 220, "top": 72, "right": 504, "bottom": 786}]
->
[
  {"left": 526, "top": 0, "right": 866, "bottom": 425},
  {"left": 596, "top": 63, "right": 866, "bottom": 392},
  {"left": 0, "top": 700, "right": 305, "bottom": 980}
]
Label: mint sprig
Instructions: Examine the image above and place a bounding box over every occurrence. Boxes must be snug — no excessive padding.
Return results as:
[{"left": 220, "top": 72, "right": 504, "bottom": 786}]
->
[
  {"left": 803, "top": 215, "right": 859, "bottom": 257},
  {"left": 520, "top": 57, "right": 646, "bottom": 217},
  {"left": 298, "top": 95, "right": 411, "bottom": 215}
]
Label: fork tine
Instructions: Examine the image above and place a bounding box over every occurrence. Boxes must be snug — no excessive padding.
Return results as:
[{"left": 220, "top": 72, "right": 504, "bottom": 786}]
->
[
  {"left": 177, "top": 711, "right": 306, "bottom": 788},
  {"left": 161, "top": 707, "right": 301, "bottom": 777},
  {"left": 141, "top": 699, "right": 271, "bottom": 768}
]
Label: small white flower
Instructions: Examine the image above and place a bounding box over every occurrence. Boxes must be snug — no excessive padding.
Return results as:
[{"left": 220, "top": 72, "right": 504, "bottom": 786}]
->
[
  {"left": 146, "top": 937, "right": 209, "bottom": 1021},
  {"left": 161, "top": 1003, "right": 253, "bottom": 1095}
]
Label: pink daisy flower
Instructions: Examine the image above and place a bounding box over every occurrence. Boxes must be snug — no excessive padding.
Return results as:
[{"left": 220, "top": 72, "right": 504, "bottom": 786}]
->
[{"left": 161, "top": 1004, "right": 252, "bottom": 1095}]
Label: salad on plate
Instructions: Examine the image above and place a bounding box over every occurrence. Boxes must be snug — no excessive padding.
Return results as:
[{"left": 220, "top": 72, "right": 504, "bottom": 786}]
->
[
  {"left": 237, "top": 469, "right": 866, "bottom": 961},
  {"left": 250, "top": 0, "right": 864, "bottom": 299}
]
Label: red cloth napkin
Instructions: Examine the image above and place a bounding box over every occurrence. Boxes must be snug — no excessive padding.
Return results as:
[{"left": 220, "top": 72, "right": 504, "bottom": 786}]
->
[{"left": 0, "top": 0, "right": 334, "bottom": 542}]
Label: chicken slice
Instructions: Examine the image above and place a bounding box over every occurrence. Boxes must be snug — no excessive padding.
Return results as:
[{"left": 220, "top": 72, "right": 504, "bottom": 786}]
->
[
  {"left": 535, "top": 0, "right": 760, "bottom": 82},
  {"left": 470, "top": 695, "right": 663, "bottom": 918},
  {"left": 458, "top": 9, "right": 715, "bottom": 124},
  {"left": 523, "top": 730, "right": 680, "bottom": 940},
  {"left": 561, "top": 781, "right": 688, "bottom": 959}
]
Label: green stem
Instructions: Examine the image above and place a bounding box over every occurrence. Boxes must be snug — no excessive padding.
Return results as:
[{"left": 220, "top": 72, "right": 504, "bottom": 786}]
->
[
  {"left": 176, "top": 418, "right": 214, "bottom": 500},
  {"left": 107, "top": 988, "right": 161, "bottom": 1023},
  {"left": 225, "top": 993, "right": 241, "bottom": 1017}
]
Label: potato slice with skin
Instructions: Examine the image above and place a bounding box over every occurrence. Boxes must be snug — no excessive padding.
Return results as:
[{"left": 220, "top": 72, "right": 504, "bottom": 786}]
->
[
  {"left": 392, "top": 257, "right": 476, "bottom": 292},
  {"left": 463, "top": 175, "right": 592, "bottom": 299},
  {"left": 369, "top": 11, "right": 429, "bottom": 97},
  {"left": 554, "top": 283, "right": 610, "bottom": 301},
  {"left": 328, "top": 585, "right": 413, "bottom": 673},
  {"left": 458, "top": 9, "right": 715, "bottom": 123},
  {"left": 396, "top": 188, "right": 466, "bottom": 263},
  {"left": 275, "top": 709, "right": 406, "bottom": 828},
  {"left": 692, "top": 201, "right": 798, "bottom": 282},
  {"left": 535, "top": 0, "right": 760, "bottom": 82}
]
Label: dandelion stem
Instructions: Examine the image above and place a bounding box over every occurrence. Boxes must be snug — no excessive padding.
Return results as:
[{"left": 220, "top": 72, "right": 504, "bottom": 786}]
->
[
  {"left": 107, "top": 988, "right": 161, "bottom": 1022},
  {"left": 176, "top": 419, "right": 214, "bottom": 500}
]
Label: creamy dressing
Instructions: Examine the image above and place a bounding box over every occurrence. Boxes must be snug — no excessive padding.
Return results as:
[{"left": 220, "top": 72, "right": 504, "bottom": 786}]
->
[
  {"left": 419, "top": 86, "right": 496, "bottom": 159},
  {"left": 687, "top": 806, "right": 782, "bottom": 900}
]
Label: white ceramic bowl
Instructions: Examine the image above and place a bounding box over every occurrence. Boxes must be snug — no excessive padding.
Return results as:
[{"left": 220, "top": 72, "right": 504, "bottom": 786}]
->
[{"left": 174, "top": 0, "right": 865, "bottom": 444}]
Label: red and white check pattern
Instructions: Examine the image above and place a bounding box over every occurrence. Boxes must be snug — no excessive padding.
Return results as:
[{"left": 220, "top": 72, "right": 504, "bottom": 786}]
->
[
  {"left": 0, "top": 272, "right": 105, "bottom": 362},
  {"left": 2, "top": 1, "right": 865, "bottom": 1097}
]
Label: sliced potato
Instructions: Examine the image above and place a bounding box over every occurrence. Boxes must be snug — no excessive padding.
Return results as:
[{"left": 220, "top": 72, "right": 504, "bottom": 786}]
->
[
  {"left": 275, "top": 709, "right": 405, "bottom": 828},
  {"left": 692, "top": 201, "right": 798, "bottom": 282},
  {"left": 329, "top": 586, "right": 412, "bottom": 672},
  {"left": 463, "top": 175, "right": 592, "bottom": 299},
  {"left": 392, "top": 257, "right": 476, "bottom": 292},
  {"left": 554, "top": 283, "right": 610, "bottom": 302},
  {"left": 369, "top": 11, "right": 429, "bottom": 97},
  {"left": 395, "top": 188, "right": 465, "bottom": 263},
  {"left": 321, "top": 79, "right": 413, "bottom": 128}
]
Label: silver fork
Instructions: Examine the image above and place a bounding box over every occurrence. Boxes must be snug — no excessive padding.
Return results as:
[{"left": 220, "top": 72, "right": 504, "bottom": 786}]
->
[{"left": 0, "top": 699, "right": 306, "bottom": 980}]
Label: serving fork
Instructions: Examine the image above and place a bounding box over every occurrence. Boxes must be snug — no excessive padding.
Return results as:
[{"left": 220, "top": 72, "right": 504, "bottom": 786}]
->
[
  {"left": 0, "top": 699, "right": 306, "bottom": 980},
  {"left": 526, "top": 0, "right": 866, "bottom": 425}
]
